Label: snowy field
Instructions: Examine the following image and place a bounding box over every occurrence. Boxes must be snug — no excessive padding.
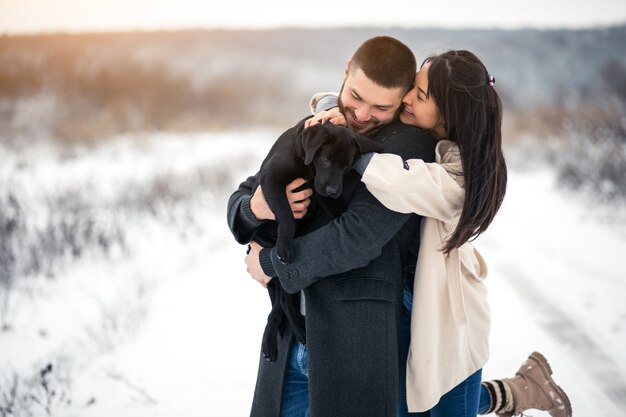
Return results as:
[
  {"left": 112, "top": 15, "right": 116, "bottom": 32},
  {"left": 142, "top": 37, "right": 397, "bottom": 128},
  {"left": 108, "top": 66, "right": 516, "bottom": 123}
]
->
[{"left": 0, "top": 131, "right": 625, "bottom": 417}]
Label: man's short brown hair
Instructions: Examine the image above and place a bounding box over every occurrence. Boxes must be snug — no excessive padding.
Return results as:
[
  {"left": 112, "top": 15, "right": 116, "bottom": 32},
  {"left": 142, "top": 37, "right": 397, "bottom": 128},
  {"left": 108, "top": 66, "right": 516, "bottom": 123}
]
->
[{"left": 349, "top": 36, "right": 416, "bottom": 93}]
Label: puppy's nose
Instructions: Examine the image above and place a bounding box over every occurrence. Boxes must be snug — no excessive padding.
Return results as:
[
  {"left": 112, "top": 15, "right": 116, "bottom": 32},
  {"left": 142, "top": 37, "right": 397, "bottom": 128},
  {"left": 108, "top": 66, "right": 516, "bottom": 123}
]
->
[{"left": 324, "top": 185, "right": 341, "bottom": 198}]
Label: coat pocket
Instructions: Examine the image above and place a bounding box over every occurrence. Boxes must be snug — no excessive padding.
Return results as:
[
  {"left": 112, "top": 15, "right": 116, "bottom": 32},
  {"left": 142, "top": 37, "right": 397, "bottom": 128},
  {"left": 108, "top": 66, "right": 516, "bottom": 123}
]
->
[
  {"left": 334, "top": 278, "right": 394, "bottom": 301},
  {"left": 459, "top": 243, "right": 488, "bottom": 282}
]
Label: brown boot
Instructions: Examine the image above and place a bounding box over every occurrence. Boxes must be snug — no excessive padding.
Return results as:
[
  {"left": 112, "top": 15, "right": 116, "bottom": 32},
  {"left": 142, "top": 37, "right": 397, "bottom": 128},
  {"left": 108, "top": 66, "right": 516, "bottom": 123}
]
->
[{"left": 498, "top": 351, "right": 572, "bottom": 417}]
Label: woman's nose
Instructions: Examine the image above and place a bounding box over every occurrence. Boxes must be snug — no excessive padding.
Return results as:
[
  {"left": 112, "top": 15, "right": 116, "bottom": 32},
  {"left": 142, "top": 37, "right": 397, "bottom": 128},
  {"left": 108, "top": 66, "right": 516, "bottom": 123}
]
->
[{"left": 402, "top": 89, "right": 414, "bottom": 106}]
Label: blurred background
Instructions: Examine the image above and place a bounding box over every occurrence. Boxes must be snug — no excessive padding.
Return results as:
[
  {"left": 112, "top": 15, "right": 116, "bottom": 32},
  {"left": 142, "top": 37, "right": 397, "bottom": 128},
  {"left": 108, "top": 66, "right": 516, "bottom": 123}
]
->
[{"left": 1, "top": 1, "right": 625, "bottom": 416}]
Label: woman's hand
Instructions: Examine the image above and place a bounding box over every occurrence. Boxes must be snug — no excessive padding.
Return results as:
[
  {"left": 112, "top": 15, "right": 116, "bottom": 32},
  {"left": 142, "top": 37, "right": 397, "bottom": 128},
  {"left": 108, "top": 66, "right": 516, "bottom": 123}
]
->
[
  {"left": 304, "top": 107, "right": 346, "bottom": 128},
  {"left": 245, "top": 241, "right": 272, "bottom": 288},
  {"left": 250, "top": 178, "right": 312, "bottom": 221}
]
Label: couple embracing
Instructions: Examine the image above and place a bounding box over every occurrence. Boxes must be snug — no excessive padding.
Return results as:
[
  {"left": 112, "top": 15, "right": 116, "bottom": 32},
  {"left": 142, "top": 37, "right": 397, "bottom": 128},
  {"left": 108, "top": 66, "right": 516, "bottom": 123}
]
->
[{"left": 227, "top": 36, "right": 571, "bottom": 417}]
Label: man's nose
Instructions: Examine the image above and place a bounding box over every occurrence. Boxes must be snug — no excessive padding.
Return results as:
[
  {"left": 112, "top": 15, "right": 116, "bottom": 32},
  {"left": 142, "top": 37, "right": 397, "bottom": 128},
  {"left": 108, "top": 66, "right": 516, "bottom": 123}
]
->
[{"left": 354, "top": 106, "right": 372, "bottom": 122}]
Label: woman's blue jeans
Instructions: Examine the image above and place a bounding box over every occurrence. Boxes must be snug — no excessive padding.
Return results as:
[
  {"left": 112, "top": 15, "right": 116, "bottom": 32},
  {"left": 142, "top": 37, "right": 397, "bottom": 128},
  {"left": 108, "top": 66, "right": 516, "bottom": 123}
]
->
[
  {"left": 398, "top": 287, "right": 492, "bottom": 417},
  {"left": 280, "top": 341, "right": 310, "bottom": 417}
]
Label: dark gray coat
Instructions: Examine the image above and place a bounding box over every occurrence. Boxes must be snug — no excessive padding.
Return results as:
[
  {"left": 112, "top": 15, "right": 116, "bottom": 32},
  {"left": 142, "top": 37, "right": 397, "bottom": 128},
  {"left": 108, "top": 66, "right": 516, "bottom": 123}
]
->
[{"left": 227, "top": 119, "right": 436, "bottom": 417}]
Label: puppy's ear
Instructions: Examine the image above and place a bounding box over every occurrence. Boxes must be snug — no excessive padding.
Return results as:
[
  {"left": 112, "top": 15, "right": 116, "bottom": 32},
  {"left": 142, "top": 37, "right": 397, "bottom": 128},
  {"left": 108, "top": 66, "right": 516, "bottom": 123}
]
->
[
  {"left": 295, "top": 122, "right": 306, "bottom": 135},
  {"left": 326, "top": 124, "right": 383, "bottom": 155},
  {"left": 301, "top": 124, "right": 328, "bottom": 165},
  {"left": 350, "top": 131, "right": 384, "bottom": 154}
]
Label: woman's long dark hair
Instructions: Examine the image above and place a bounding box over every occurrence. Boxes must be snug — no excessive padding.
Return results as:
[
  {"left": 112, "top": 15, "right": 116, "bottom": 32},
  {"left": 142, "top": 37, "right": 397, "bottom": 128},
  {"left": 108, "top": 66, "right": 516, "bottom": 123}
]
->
[{"left": 424, "top": 50, "right": 507, "bottom": 253}]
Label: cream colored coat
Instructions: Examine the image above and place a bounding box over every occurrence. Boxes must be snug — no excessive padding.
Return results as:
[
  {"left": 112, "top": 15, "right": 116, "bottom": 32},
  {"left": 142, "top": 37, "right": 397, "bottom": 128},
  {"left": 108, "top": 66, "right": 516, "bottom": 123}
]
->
[{"left": 361, "top": 140, "right": 490, "bottom": 412}]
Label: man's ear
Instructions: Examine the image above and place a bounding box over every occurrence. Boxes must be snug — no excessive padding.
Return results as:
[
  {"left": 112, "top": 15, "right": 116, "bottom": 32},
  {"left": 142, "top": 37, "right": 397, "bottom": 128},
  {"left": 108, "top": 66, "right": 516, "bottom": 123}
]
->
[
  {"left": 301, "top": 124, "right": 327, "bottom": 165},
  {"left": 343, "top": 59, "right": 351, "bottom": 82}
]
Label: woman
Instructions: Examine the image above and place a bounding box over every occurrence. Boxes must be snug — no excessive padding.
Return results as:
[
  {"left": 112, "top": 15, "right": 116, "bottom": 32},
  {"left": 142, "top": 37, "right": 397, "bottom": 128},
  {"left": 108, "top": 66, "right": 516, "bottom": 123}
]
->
[{"left": 310, "top": 50, "right": 571, "bottom": 417}]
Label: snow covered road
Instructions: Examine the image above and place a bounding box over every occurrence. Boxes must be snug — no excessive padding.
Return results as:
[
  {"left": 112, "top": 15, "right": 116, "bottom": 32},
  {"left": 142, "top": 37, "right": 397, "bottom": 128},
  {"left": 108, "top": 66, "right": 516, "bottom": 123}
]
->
[{"left": 1, "top": 134, "right": 625, "bottom": 416}]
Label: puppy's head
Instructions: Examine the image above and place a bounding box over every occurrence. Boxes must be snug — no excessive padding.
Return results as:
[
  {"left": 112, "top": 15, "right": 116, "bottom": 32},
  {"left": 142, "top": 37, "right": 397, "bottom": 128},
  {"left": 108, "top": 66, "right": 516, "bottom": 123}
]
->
[{"left": 301, "top": 123, "right": 383, "bottom": 198}]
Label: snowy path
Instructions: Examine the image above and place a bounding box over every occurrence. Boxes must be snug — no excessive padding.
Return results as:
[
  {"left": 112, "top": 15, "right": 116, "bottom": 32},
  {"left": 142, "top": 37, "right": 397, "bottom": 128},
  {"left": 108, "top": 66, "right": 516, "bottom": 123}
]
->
[
  {"left": 2, "top": 137, "right": 625, "bottom": 417},
  {"left": 479, "top": 169, "right": 626, "bottom": 417},
  {"left": 83, "top": 168, "right": 625, "bottom": 417}
]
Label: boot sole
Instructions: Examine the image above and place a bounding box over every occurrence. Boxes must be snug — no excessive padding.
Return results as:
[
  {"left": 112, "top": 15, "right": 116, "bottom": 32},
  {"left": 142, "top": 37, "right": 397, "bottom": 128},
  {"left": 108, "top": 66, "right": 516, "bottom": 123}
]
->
[{"left": 529, "top": 351, "right": 573, "bottom": 417}]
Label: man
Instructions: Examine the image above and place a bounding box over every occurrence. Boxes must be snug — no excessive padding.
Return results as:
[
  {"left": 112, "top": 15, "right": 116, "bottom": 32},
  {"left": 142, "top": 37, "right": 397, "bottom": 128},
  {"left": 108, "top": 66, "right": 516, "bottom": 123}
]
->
[{"left": 227, "top": 36, "right": 437, "bottom": 417}]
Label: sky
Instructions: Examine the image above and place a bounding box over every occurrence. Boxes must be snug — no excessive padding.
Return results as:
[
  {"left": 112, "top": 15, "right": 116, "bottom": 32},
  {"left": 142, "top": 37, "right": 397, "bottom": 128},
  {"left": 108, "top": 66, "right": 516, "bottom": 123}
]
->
[{"left": 1, "top": 0, "right": 625, "bottom": 34}]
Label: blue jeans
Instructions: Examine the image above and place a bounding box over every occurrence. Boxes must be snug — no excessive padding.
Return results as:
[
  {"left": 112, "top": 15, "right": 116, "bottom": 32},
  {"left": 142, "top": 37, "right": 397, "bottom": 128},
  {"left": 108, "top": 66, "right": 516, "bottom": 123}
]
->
[
  {"left": 280, "top": 341, "right": 310, "bottom": 417},
  {"left": 398, "top": 287, "right": 491, "bottom": 417}
]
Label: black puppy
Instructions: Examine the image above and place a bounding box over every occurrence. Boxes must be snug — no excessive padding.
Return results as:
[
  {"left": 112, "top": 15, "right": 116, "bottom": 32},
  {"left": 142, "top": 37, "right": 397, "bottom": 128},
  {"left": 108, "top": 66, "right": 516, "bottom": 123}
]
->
[
  {"left": 256, "top": 121, "right": 383, "bottom": 264},
  {"left": 253, "top": 120, "right": 383, "bottom": 361}
]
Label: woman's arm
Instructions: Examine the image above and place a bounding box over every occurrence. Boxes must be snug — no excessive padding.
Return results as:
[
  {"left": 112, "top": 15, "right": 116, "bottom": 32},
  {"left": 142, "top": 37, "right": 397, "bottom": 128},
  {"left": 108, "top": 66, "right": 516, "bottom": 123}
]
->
[
  {"left": 360, "top": 152, "right": 465, "bottom": 223},
  {"left": 259, "top": 181, "right": 414, "bottom": 293},
  {"left": 257, "top": 123, "right": 438, "bottom": 294},
  {"left": 305, "top": 93, "right": 344, "bottom": 128},
  {"left": 310, "top": 92, "right": 338, "bottom": 113}
]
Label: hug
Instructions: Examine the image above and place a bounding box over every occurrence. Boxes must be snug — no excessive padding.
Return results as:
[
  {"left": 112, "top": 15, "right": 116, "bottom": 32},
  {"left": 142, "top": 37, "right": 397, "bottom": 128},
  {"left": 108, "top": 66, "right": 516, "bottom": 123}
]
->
[{"left": 227, "top": 36, "right": 571, "bottom": 417}]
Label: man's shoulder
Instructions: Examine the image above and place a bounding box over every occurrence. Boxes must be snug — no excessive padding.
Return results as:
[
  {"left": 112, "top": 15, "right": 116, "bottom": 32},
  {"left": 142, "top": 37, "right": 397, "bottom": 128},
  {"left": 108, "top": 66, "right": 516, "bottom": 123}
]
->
[{"left": 373, "top": 120, "right": 437, "bottom": 162}]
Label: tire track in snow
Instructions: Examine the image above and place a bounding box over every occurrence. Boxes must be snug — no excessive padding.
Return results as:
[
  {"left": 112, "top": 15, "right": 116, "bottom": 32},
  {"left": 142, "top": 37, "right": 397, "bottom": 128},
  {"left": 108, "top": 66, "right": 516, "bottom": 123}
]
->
[{"left": 499, "top": 262, "right": 626, "bottom": 411}]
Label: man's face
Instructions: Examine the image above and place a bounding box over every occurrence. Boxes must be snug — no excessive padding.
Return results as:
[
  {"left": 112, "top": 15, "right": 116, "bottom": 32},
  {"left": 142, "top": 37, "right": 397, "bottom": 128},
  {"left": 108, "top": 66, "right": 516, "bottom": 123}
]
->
[{"left": 338, "top": 67, "right": 405, "bottom": 134}]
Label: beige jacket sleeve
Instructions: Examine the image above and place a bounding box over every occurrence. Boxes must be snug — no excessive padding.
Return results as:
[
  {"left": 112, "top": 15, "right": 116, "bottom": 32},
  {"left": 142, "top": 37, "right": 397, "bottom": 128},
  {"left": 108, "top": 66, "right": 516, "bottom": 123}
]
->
[
  {"left": 309, "top": 92, "right": 338, "bottom": 114},
  {"left": 360, "top": 140, "right": 465, "bottom": 223}
]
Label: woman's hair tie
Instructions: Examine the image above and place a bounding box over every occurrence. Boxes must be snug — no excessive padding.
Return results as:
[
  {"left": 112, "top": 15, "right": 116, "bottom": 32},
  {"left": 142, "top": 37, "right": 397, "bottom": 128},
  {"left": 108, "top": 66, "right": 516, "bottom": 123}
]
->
[{"left": 487, "top": 75, "right": 495, "bottom": 86}]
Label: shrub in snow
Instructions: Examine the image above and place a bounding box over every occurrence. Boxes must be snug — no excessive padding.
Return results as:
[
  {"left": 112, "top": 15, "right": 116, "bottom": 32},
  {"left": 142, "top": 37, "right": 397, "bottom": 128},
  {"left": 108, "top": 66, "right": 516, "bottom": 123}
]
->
[
  {"left": 0, "top": 362, "right": 73, "bottom": 417},
  {"left": 555, "top": 101, "right": 626, "bottom": 204}
]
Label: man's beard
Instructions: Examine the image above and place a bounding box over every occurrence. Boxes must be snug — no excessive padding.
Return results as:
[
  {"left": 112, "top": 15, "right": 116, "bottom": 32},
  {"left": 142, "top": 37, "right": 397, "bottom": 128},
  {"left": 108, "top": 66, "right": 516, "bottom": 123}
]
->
[
  {"left": 337, "top": 84, "right": 377, "bottom": 134},
  {"left": 337, "top": 82, "right": 347, "bottom": 118}
]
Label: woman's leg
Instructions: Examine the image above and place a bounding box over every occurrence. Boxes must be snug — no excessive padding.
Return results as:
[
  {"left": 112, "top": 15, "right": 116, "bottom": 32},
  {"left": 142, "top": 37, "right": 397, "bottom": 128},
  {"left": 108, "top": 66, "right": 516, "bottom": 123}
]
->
[
  {"left": 477, "top": 382, "right": 492, "bottom": 414},
  {"left": 478, "top": 352, "right": 571, "bottom": 417},
  {"left": 425, "top": 369, "right": 482, "bottom": 417},
  {"left": 396, "top": 282, "right": 486, "bottom": 417},
  {"left": 398, "top": 286, "right": 483, "bottom": 417}
]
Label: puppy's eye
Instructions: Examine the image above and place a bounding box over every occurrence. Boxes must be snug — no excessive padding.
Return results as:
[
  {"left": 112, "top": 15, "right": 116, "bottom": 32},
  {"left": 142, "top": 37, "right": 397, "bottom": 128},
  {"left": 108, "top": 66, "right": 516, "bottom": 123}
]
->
[{"left": 321, "top": 157, "right": 331, "bottom": 166}]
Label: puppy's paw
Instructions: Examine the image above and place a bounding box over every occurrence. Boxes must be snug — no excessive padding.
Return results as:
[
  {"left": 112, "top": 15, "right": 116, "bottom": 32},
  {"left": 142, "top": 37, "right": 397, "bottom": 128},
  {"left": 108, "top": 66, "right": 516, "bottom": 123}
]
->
[
  {"left": 262, "top": 345, "right": 278, "bottom": 362},
  {"left": 276, "top": 242, "right": 294, "bottom": 264},
  {"left": 294, "top": 329, "right": 306, "bottom": 345},
  {"left": 262, "top": 326, "right": 279, "bottom": 362}
]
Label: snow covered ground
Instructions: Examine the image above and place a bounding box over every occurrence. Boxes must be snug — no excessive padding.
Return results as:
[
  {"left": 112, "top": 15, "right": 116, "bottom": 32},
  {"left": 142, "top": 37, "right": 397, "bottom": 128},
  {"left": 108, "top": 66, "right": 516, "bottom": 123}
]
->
[{"left": 1, "top": 132, "right": 625, "bottom": 417}]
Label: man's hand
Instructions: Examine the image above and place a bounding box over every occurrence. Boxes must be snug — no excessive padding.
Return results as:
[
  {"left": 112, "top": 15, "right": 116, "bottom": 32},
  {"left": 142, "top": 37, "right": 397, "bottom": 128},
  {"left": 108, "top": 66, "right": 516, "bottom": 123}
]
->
[
  {"left": 245, "top": 241, "right": 273, "bottom": 288},
  {"left": 250, "top": 178, "right": 313, "bottom": 221},
  {"left": 304, "top": 107, "right": 346, "bottom": 128}
]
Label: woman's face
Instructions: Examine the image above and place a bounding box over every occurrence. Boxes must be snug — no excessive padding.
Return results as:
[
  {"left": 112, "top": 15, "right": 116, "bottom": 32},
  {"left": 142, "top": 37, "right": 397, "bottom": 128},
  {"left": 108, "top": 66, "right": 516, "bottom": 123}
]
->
[{"left": 399, "top": 62, "right": 446, "bottom": 138}]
